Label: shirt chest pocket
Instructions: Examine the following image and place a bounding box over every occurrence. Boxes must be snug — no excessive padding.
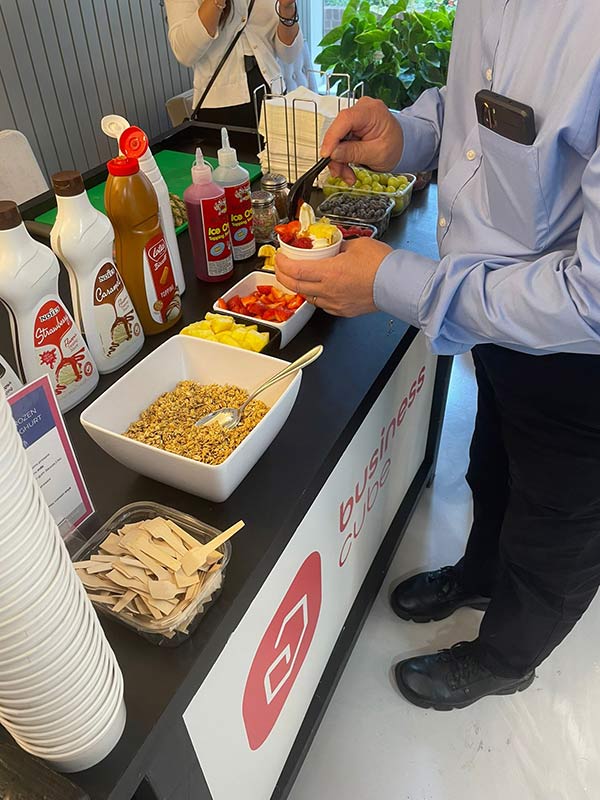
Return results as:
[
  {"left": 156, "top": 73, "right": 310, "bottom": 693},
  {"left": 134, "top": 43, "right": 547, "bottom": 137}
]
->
[{"left": 478, "top": 124, "right": 550, "bottom": 252}]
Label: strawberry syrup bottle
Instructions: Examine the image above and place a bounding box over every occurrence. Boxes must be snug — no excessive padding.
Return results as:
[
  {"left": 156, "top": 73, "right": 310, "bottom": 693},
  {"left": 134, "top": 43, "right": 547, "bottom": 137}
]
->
[{"left": 183, "top": 148, "right": 233, "bottom": 283}]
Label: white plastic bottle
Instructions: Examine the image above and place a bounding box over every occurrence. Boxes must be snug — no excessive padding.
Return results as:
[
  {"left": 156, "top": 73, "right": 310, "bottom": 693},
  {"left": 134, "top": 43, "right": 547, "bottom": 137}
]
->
[
  {"left": 0, "top": 353, "right": 22, "bottom": 396},
  {"left": 0, "top": 201, "right": 99, "bottom": 412},
  {"left": 50, "top": 170, "right": 144, "bottom": 374},
  {"left": 212, "top": 128, "right": 256, "bottom": 261},
  {"left": 101, "top": 116, "right": 185, "bottom": 296}
]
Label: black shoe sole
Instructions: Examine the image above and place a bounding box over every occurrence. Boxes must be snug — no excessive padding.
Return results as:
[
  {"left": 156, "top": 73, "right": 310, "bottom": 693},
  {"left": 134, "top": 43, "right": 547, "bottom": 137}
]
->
[
  {"left": 390, "top": 598, "right": 490, "bottom": 623},
  {"left": 394, "top": 665, "right": 536, "bottom": 711}
]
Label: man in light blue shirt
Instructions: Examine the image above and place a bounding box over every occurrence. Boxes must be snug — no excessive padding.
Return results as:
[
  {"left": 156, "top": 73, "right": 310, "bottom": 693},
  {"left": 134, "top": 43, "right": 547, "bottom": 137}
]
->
[{"left": 276, "top": 0, "right": 600, "bottom": 709}]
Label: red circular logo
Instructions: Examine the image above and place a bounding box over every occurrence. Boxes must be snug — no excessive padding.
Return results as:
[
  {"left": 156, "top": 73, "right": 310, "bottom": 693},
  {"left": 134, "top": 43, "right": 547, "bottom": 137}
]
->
[
  {"left": 242, "top": 552, "right": 322, "bottom": 751},
  {"left": 83, "top": 361, "right": 94, "bottom": 377}
]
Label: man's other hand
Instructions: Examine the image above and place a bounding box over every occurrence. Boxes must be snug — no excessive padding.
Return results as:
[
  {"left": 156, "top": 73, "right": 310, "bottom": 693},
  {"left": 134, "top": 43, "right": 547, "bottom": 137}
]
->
[{"left": 275, "top": 237, "right": 393, "bottom": 317}]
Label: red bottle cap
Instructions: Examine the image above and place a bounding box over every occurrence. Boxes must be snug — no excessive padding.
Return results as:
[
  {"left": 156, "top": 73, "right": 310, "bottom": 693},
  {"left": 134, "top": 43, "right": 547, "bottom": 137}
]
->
[
  {"left": 119, "top": 126, "right": 149, "bottom": 160},
  {"left": 107, "top": 156, "right": 139, "bottom": 176}
]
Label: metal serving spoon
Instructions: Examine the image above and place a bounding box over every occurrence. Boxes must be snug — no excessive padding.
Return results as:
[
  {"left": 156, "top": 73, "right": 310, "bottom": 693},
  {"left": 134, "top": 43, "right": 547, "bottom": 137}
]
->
[{"left": 195, "top": 345, "right": 324, "bottom": 430}]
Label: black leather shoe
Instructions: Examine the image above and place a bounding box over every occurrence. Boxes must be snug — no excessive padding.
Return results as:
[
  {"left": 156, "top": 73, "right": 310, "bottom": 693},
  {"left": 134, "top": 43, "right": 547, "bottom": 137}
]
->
[
  {"left": 390, "top": 566, "right": 490, "bottom": 622},
  {"left": 394, "top": 641, "right": 535, "bottom": 710}
]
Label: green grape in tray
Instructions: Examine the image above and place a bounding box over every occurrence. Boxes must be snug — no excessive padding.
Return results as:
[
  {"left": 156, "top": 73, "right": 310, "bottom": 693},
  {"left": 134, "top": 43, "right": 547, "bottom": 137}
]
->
[{"left": 322, "top": 167, "right": 415, "bottom": 216}]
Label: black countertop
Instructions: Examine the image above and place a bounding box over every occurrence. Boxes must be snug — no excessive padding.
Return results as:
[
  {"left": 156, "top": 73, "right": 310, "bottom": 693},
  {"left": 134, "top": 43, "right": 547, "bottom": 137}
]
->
[{"left": 0, "top": 126, "right": 440, "bottom": 799}]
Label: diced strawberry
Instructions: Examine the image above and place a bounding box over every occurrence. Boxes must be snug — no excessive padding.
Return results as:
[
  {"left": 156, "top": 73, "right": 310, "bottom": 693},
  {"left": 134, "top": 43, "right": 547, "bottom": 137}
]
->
[
  {"left": 287, "top": 295, "right": 304, "bottom": 310},
  {"left": 217, "top": 298, "right": 228, "bottom": 309},
  {"left": 292, "top": 237, "right": 313, "bottom": 249},
  {"left": 274, "top": 307, "right": 293, "bottom": 322},
  {"left": 226, "top": 287, "right": 301, "bottom": 321},
  {"left": 229, "top": 299, "right": 245, "bottom": 315},
  {"left": 275, "top": 221, "right": 301, "bottom": 243}
]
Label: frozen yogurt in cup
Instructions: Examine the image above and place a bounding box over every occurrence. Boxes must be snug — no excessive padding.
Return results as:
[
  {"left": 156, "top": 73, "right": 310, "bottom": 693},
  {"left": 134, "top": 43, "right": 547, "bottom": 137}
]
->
[{"left": 277, "top": 203, "right": 342, "bottom": 261}]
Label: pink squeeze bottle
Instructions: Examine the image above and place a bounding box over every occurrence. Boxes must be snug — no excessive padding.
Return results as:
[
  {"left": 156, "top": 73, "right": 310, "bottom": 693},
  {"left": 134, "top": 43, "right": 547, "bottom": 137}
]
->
[{"left": 183, "top": 148, "right": 233, "bottom": 283}]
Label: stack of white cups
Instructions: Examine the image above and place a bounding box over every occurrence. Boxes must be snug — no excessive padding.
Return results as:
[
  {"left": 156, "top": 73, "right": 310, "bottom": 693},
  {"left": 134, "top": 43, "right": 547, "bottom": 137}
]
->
[{"left": 0, "top": 385, "right": 126, "bottom": 773}]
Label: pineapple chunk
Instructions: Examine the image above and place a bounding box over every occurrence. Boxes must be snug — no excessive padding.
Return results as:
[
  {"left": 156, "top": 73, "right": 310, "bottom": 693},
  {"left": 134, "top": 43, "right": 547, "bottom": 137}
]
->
[
  {"left": 245, "top": 329, "right": 269, "bottom": 352},
  {"left": 205, "top": 312, "right": 232, "bottom": 322},
  {"left": 183, "top": 313, "right": 268, "bottom": 352},
  {"left": 211, "top": 316, "right": 234, "bottom": 333},
  {"left": 215, "top": 332, "right": 242, "bottom": 348},
  {"left": 191, "top": 329, "right": 216, "bottom": 341}
]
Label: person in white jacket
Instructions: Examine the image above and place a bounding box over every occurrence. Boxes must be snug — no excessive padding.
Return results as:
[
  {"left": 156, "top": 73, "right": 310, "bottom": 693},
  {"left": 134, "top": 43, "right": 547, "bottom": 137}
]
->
[{"left": 165, "top": 0, "right": 304, "bottom": 129}]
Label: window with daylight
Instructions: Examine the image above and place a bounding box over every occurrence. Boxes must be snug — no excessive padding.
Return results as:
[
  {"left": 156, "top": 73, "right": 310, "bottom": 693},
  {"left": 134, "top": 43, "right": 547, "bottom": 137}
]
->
[{"left": 306, "top": 0, "right": 456, "bottom": 111}]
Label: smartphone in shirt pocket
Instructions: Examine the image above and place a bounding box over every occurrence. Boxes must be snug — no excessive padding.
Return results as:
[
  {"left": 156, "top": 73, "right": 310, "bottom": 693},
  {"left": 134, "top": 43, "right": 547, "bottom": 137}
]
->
[{"left": 476, "top": 90, "right": 550, "bottom": 252}]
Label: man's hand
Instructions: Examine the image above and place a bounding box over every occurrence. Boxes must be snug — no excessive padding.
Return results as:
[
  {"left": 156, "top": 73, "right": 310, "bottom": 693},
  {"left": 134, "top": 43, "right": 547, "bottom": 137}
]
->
[
  {"left": 275, "top": 237, "right": 392, "bottom": 317},
  {"left": 320, "top": 97, "right": 404, "bottom": 184}
]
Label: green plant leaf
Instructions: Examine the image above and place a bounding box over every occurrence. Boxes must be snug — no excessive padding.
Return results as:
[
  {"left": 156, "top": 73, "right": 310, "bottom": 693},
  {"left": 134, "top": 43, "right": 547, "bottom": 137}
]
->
[
  {"left": 314, "top": 45, "right": 342, "bottom": 67},
  {"left": 355, "top": 29, "right": 388, "bottom": 44},
  {"left": 342, "top": 0, "right": 360, "bottom": 26},
  {"left": 379, "top": 0, "right": 408, "bottom": 26},
  {"left": 316, "top": 3, "right": 455, "bottom": 112},
  {"left": 318, "top": 25, "right": 345, "bottom": 48},
  {"left": 340, "top": 28, "right": 356, "bottom": 58}
]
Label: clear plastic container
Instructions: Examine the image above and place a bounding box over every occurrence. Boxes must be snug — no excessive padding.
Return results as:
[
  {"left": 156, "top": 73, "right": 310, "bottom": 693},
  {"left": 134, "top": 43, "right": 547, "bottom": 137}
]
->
[
  {"left": 322, "top": 169, "right": 416, "bottom": 217},
  {"left": 322, "top": 219, "right": 377, "bottom": 240},
  {"left": 317, "top": 193, "right": 394, "bottom": 238},
  {"left": 72, "top": 502, "right": 231, "bottom": 647}
]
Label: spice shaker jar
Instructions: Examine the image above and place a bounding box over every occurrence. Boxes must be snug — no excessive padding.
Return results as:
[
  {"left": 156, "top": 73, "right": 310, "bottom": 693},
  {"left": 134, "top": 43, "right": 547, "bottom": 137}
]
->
[
  {"left": 250, "top": 191, "right": 278, "bottom": 243},
  {"left": 260, "top": 173, "right": 289, "bottom": 222}
]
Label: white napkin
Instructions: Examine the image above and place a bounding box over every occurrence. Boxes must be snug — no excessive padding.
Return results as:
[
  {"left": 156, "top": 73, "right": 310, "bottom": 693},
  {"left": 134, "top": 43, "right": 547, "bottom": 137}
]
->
[{"left": 259, "top": 88, "right": 351, "bottom": 182}]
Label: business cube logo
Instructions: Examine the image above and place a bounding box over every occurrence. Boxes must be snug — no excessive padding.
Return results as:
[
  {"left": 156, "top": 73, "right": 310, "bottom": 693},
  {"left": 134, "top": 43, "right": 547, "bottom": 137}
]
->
[{"left": 242, "top": 551, "right": 322, "bottom": 751}]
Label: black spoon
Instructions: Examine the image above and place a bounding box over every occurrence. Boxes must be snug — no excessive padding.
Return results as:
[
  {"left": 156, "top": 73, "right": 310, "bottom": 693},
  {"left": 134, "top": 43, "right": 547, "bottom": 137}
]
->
[
  {"left": 286, "top": 155, "right": 332, "bottom": 221},
  {"left": 286, "top": 136, "right": 354, "bottom": 221}
]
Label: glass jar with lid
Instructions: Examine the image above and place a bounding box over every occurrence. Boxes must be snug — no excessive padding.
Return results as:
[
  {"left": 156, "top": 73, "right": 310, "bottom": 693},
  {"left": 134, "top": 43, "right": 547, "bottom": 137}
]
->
[
  {"left": 260, "top": 173, "right": 289, "bottom": 222},
  {"left": 250, "top": 191, "right": 278, "bottom": 244}
]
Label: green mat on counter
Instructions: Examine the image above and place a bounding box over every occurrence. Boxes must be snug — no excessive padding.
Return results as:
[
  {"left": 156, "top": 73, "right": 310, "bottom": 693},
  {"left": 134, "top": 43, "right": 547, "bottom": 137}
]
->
[{"left": 34, "top": 149, "right": 263, "bottom": 234}]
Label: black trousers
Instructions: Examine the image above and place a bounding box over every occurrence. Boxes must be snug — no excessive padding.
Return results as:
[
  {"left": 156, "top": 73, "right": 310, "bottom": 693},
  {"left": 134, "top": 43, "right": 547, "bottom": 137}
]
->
[
  {"left": 192, "top": 60, "right": 267, "bottom": 131},
  {"left": 458, "top": 345, "right": 600, "bottom": 677}
]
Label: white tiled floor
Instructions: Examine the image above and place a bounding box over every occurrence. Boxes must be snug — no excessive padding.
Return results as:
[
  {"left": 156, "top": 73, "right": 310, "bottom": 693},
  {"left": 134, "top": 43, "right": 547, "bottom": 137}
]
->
[{"left": 289, "top": 355, "right": 600, "bottom": 800}]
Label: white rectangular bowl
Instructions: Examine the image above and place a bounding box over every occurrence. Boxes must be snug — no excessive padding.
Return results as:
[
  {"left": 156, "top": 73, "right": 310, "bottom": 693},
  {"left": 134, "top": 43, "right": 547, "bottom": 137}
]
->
[
  {"left": 214, "top": 271, "right": 315, "bottom": 348},
  {"left": 80, "top": 336, "right": 301, "bottom": 502}
]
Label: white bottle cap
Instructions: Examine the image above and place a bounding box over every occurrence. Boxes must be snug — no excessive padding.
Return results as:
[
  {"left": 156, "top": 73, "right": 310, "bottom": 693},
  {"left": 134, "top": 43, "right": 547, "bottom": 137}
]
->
[
  {"left": 217, "top": 127, "right": 238, "bottom": 169},
  {"left": 191, "top": 147, "right": 212, "bottom": 184},
  {"left": 101, "top": 115, "right": 130, "bottom": 156}
]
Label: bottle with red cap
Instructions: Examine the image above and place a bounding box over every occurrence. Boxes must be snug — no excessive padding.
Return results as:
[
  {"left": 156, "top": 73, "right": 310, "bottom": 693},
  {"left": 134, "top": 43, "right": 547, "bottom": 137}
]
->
[
  {"left": 0, "top": 200, "right": 98, "bottom": 412},
  {"left": 118, "top": 125, "right": 185, "bottom": 295},
  {"left": 212, "top": 128, "right": 255, "bottom": 262},
  {"left": 50, "top": 170, "right": 144, "bottom": 374},
  {"left": 104, "top": 156, "right": 182, "bottom": 335},
  {"left": 183, "top": 148, "right": 234, "bottom": 283}
]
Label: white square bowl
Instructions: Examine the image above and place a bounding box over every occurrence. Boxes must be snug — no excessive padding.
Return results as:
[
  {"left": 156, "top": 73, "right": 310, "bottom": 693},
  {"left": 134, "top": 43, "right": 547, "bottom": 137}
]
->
[
  {"left": 214, "top": 271, "right": 315, "bottom": 348},
  {"left": 79, "top": 336, "right": 301, "bottom": 502}
]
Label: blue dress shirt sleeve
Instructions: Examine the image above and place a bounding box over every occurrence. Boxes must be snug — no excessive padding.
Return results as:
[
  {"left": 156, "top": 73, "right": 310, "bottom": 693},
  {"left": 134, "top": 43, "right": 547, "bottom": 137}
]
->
[
  {"left": 374, "top": 143, "right": 600, "bottom": 356},
  {"left": 393, "top": 87, "right": 447, "bottom": 175}
]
